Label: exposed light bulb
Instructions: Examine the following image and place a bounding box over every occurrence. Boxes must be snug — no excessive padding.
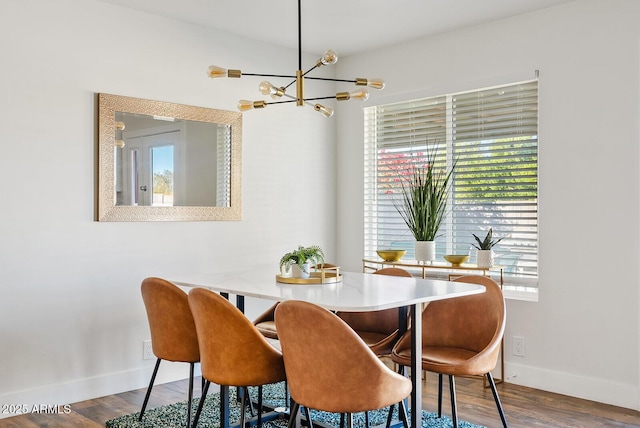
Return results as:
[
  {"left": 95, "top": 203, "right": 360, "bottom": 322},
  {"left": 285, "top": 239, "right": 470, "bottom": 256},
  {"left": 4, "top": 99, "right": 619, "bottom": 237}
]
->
[
  {"left": 314, "top": 104, "right": 334, "bottom": 118},
  {"left": 320, "top": 50, "right": 338, "bottom": 66},
  {"left": 259, "top": 81, "right": 285, "bottom": 98},
  {"left": 115, "top": 121, "right": 125, "bottom": 131},
  {"left": 237, "top": 100, "right": 266, "bottom": 112},
  {"left": 207, "top": 65, "right": 227, "bottom": 79},
  {"left": 259, "top": 81, "right": 274, "bottom": 95},
  {"left": 367, "top": 78, "right": 385, "bottom": 90},
  {"left": 349, "top": 89, "right": 369, "bottom": 101},
  {"left": 336, "top": 89, "right": 369, "bottom": 102},
  {"left": 355, "top": 77, "right": 386, "bottom": 90},
  {"left": 207, "top": 65, "right": 242, "bottom": 78}
]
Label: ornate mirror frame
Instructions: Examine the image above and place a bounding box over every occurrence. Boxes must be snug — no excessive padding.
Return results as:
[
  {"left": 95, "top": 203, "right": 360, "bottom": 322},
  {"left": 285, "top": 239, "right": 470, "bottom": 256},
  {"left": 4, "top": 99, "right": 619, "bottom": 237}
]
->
[{"left": 97, "top": 93, "right": 242, "bottom": 221}]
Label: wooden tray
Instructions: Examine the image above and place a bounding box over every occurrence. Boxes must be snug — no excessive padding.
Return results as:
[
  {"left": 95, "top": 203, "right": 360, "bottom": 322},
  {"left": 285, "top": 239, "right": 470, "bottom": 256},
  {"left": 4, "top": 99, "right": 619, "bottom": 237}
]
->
[{"left": 276, "top": 267, "right": 342, "bottom": 284}]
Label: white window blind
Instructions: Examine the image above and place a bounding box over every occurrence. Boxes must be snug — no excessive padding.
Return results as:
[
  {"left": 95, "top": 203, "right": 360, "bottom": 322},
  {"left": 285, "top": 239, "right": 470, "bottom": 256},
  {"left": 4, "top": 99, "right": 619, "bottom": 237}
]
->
[{"left": 364, "top": 80, "right": 538, "bottom": 282}]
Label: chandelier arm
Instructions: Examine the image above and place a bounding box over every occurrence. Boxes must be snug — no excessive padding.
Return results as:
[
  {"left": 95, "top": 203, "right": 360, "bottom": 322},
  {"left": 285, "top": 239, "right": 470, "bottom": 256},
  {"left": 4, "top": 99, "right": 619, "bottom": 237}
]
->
[
  {"left": 265, "top": 99, "right": 299, "bottom": 105},
  {"left": 303, "top": 96, "right": 338, "bottom": 101},
  {"left": 241, "top": 72, "right": 298, "bottom": 79},
  {"left": 303, "top": 76, "right": 358, "bottom": 83},
  {"left": 283, "top": 79, "right": 298, "bottom": 90},
  {"left": 301, "top": 64, "right": 320, "bottom": 77}
]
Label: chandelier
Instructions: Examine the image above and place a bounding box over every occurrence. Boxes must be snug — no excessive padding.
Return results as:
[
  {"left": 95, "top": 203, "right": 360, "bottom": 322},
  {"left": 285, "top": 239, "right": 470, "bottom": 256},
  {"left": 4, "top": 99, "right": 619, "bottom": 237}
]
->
[{"left": 206, "top": 0, "right": 385, "bottom": 118}]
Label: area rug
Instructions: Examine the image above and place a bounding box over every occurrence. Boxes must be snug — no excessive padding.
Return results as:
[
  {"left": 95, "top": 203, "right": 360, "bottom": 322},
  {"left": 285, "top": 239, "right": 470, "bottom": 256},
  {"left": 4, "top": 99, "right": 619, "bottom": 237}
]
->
[{"left": 106, "top": 382, "right": 484, "bottom": 428}]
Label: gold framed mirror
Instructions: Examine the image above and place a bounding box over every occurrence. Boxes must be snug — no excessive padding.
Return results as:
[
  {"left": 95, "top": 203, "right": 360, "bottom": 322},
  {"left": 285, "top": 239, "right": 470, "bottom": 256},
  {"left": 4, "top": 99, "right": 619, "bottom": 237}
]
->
[{"left": 97, "top": 93, "right": 242, "bottom": 221}]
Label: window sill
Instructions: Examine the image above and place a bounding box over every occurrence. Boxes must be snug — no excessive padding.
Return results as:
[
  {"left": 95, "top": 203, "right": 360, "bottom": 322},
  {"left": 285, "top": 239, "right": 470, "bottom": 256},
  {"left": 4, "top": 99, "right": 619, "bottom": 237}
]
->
[{"left": 503, "top": 283, "right": 538, "bottom": 302}]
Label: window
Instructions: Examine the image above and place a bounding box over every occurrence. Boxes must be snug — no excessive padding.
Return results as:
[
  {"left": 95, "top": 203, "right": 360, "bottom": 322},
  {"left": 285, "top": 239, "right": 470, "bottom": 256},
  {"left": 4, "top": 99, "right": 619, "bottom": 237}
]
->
[{"left": 364, "top": 80, "right": 538, "bottom": 284}]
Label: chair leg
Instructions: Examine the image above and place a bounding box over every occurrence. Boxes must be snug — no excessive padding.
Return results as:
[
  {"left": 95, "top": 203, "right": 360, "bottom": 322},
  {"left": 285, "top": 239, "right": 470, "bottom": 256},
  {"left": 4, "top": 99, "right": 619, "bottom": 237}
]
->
[
  {"left": 240, "top": 387, "right": 248, "bottom": 428},
  {"left": 486, "top": 373, "right": 509, "bottom": 427},
  {"left": 139, "top": 358, "right": 161, "bottom": 421},
  {"left": 345, "top": 413, "right": 353, "bottom": 428},
  {"left": 192, "top": 380, "right": 210, "bottom": 428},
  {"left": 187, "top": 362, "right": 195, "bottom": 428},
  {"left": 398, "top": 398, "right": 409, "bottom": 428},
  {"left": 385, "top": 405, "right": 394, "bottom": 428},
  {"left": 303, "top": 406, "right": 314, "bottom": 428},
  {"left": 257, "top": 385, "right": 263, "bottom": 427},
  {"left": 449, "top": 375, "right": 458, "bottom": 428},
  {"left": 437, "top": 373, "right": 443, "bottom": 418},
  {"left": 244, "top": 387, "right": 256, "bottom": 417},
  {"left": 365, "top": 411, "right": 370, "bottom": 427},
  {"left": 287, "top": 401, "right": 300, "bottom": 428}
]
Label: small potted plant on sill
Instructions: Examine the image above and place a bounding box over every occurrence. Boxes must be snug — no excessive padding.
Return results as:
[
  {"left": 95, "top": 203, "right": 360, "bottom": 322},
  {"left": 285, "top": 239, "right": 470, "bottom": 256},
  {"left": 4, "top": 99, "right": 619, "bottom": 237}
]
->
[
  {"left": 279, "top": 245, "right": 325, "bottom": 279},
  {"left": 471, "top": 228, "right": 503, "bottom": 268}
]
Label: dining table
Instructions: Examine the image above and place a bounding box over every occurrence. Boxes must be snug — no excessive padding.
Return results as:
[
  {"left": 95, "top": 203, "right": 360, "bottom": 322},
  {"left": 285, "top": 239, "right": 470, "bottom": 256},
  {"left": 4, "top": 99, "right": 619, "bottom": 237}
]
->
[{"left": 173, "top": 267, "right": 485, "bottom": 428}]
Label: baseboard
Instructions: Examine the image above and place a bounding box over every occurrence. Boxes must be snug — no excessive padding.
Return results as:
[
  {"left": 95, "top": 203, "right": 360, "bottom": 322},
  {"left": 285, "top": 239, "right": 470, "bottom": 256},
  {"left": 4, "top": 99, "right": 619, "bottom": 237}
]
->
[
  {"left": 504, "top": 361, "right": 639, "bottom": 411},
  {"left": 0, "top": 362, "right": 202, "bottom": 420}
]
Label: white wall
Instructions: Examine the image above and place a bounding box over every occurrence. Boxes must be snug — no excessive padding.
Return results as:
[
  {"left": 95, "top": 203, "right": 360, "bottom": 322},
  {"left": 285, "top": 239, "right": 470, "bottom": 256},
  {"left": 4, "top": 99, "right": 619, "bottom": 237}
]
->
[
  {"left": 2, "top": 0, "right": 639, "bottom": 415},
  {"left": 0, "top": 0, "right": 336, "bottom": 411},
  {"left": 335, "top": 0, "right": 640, "bottom": 410}
]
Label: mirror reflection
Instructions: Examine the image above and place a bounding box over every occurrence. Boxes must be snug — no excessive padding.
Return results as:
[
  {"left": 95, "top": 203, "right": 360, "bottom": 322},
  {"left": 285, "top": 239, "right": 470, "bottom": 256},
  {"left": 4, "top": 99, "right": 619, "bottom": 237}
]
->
[
  {"left": 97, "top": 93, "right": 242, "bottom": 222},
  {"left": 114, "top": 112, "right": 232, "bottom": 208}
]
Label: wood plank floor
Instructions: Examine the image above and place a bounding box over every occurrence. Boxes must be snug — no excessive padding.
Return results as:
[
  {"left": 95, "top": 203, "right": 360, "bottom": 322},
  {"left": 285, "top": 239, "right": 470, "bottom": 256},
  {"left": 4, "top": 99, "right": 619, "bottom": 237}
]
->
[{"left": 1, "top": 372, "right": 638, "bottom": 427}]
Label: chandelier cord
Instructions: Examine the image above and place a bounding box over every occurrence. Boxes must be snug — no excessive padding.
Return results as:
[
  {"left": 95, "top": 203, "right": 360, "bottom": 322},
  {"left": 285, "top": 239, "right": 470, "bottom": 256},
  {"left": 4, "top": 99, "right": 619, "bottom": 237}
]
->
[{"left": 298, "top": 0, "right": 302, "bottom": 71}]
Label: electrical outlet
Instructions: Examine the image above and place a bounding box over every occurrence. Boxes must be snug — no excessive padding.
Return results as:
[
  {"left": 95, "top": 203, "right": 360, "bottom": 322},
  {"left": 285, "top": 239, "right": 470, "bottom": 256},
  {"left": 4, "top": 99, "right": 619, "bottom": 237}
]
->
[
  {"left": 513, "top": 336, "right": 525, "bottom": 357},
  {"left": 143, "top": 340, "right": 154, "bottom": 360}
]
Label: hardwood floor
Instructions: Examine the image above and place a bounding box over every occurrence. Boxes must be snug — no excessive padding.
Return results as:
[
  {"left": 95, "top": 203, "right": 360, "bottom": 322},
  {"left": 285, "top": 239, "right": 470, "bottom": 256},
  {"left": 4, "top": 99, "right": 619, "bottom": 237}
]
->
[{"left": 1, "top": 372, "right": 638, "bottom": 427}]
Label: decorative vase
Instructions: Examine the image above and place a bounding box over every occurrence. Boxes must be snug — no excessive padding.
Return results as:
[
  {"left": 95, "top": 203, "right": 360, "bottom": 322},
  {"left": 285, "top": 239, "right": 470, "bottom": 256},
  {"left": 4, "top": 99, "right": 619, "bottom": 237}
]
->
[
  {"left": 415, "top": 241, "right": 436, "bottom": 264},
  {"left": 476, "top": 250, "right": 494, "bottom": 268},
  {"left": 292, "top": 263, "right": 311, "bottom": 279}
]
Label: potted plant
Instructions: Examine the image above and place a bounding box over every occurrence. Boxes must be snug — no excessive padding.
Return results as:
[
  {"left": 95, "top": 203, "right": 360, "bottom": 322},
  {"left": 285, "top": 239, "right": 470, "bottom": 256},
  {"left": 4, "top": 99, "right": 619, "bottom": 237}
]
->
[
  {"left": 279, "top": 245, "right": 325, "bottom": 279},
  {"left": 471, "top": 228, "right": 503, "bottom": 268},
  {"left": 395, "top": 143, "right": 457, "bottom": 263}
]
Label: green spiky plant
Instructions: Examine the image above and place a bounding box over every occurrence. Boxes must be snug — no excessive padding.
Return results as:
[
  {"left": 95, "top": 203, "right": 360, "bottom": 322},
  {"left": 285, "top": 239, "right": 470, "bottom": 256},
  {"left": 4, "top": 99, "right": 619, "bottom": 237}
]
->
[
  {"left": 394, "top": 143, "right": 457, "bottom": 241},
  {"left": 471, "top": 228, "right": 503, "bottom": 250},
  {"left": 279, "top": 245, "right": 325, "bottom": 274}
]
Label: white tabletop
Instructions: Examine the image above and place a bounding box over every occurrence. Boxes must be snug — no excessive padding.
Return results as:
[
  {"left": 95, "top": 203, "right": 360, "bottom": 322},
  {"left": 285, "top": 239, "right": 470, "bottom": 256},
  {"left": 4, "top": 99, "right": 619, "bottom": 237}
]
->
[
  {"left": 173, "top": 268, "right": 485, "bottom": 428},
  {"left": 173, "top": 268, "right": 485, "bottom": 311}
]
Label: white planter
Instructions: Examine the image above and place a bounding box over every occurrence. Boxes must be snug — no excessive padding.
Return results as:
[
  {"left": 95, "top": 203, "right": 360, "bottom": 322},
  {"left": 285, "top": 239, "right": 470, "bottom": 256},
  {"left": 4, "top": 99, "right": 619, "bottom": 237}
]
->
[
  {"left": 476, "top": 250, "right": 494, "bottom": 268},
  {"left": 415, "top": 241, "right": 436, "bottom": 264},
  {"left": 291, "top": 263, "right": 311, "bottom": 279}
]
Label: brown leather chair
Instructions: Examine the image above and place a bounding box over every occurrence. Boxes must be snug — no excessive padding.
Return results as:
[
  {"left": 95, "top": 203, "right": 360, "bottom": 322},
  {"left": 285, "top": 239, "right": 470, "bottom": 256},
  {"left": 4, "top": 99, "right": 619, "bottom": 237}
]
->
[
  {"left": 336, "top": 267, "right": 412, "bottom": 356},
  {"left": 275, "top": 300, "right": 412, "bottom": 428},
  {"left": 391, "top": 275, "right": 508, "bottom": 428},
  {"left": 140, "top": 277, "right": 200, "bottom": 428},
  {"left": 188, "top": 287, "right": 287, "bottom": 428},
  {"left": 253, "top": 263, "right": 337, "bottom": 339}
]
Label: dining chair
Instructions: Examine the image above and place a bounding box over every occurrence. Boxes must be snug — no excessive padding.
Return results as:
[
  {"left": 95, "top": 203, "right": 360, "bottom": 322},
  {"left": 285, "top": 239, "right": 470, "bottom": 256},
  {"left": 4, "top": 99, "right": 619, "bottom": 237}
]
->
[
  {"left": 275, "top": 300, "right": 412, "bottom": 428},
  {"left": 336, "top": 267, "right": 412, "bottom": 357},
  {"left": 140, "top": 277, "right": 200, "bottom": 428},
  {"left": 391, "top": 275, "right": 508, "bottom": 428},
  {"left": 253, "top": 263, "right": 337, "bottom": 339},
  {"left": 188, "top": 287, "right": 287, "bottom": 428}
]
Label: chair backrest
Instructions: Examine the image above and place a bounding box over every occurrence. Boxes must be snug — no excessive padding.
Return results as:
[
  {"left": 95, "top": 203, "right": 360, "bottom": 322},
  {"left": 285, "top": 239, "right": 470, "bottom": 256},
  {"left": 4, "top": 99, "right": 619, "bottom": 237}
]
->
[
  {"left": 423, "top": 275, "right": 505, "bottom": 355},
  {"left": 337, "top": 267, "right": 411, "bottom": 334},
  {"left": 188, "top": 287, "right": 285, "bottom": 386},
  {"left": 140, "top": 277, "right": 199, "bottom": 363},
  {"left": 275, "top": 300, "right": 412, "bottom": 413}
]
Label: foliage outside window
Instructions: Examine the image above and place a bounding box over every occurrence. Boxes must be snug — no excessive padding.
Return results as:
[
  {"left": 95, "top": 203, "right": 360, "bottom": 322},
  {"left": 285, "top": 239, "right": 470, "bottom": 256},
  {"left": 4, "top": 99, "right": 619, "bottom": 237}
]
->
[{"left": 364, "top": 80, "right": 538, "bottom": 283}]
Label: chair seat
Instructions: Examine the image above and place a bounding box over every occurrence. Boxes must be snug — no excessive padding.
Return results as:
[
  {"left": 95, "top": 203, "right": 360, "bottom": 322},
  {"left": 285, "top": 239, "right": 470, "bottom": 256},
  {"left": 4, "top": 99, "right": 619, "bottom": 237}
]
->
[
  {"left": 358, "top": 330, "right": 400, "bottom": 356},
  {"left": 255, "top": 320, "right": 278, "bottom": 339},
  {"left": 394, "top": 346, "right": 478, "bottom": 373}
]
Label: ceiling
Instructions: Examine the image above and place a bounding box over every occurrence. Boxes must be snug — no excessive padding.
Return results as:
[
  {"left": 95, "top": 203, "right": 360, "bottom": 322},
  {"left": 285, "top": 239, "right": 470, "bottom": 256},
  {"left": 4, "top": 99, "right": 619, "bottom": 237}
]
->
[{"left": 98, "top": 0, "right": 574, "bottom": 56}]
